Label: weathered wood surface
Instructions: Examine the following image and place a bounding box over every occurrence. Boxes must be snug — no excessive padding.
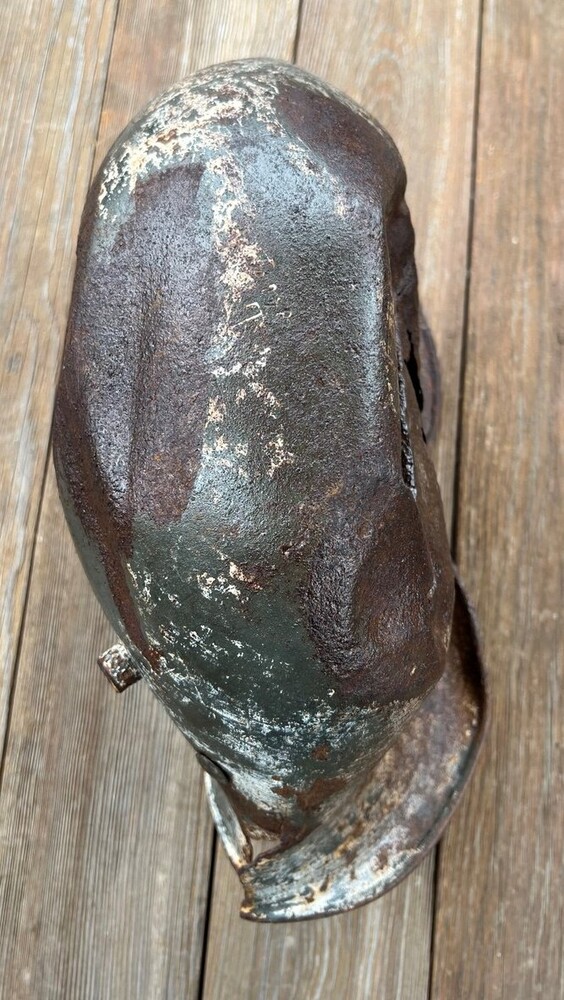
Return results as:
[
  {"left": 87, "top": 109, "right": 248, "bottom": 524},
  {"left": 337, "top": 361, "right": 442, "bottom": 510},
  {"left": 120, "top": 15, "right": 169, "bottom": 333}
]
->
[
  {"left": 0, "top": 0, "right": 118, "bottom": 749},
  {"left": 0, "top": 0, "right": 561, "bottom": 998},
  {"left": 431, "top": 0, "right": 564, "bottom": 997}
]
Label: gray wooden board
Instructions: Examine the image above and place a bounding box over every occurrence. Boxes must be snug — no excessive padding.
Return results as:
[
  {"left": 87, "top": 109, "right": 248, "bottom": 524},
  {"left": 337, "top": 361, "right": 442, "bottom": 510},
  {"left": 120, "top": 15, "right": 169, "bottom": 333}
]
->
[{"left": 431, "top": 0, "right": 564, "bottom": 996}]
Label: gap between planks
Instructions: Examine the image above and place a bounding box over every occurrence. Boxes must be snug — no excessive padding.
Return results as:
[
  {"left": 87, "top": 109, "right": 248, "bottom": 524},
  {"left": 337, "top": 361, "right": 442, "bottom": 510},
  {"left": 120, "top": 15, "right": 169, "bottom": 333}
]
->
[{"left": 427, "top": 0, "right": 485, "bottom": 991}]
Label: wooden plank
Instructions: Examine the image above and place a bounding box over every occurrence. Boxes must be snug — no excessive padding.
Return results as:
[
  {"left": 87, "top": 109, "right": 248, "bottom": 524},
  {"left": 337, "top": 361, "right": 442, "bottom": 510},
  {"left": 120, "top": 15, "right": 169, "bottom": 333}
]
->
[
  {"left": 202, "top": 3, "right": 482, "bottom": 998},
  {"left": 0, "top": 469, "right": 214, "bottom": 999},
  {"left": 0, "top": 0, "right": 119, "bottom": 748},
  {"left": 0, "top": 2, "right": 302, "bottom": 997},
  {"left": 431, "top": 0, "right": 563, "bottom": 997}
]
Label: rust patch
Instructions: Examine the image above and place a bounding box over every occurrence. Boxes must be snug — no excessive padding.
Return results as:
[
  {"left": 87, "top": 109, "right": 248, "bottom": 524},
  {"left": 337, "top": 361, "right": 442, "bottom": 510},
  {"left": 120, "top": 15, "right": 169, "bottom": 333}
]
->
[
  {"left": 275, "top": 776, "right": 346, "bottom": 813},
  {"left": 274, "top": 80, "right": 404, "bottom": 209},
  {"left": 306, "top": 482, "right": 454, "bottom": 705},
  {"left": 333, "top": 820, "right": 364, "bottom": 861},
  {"left": 156, "top": 127, "right": 178, "bottom": 143},
  {"left": 221, "top": 780, "right": 308, "bottom": 846},
  {"left": 273, "top": 785, "right": 294, "bottom": 800},
  {"left": 53, "top": 162, "right": 213, "bottom": 669},
  {"left": 126, "top": 165, "right": 211, "bottom": 527}
]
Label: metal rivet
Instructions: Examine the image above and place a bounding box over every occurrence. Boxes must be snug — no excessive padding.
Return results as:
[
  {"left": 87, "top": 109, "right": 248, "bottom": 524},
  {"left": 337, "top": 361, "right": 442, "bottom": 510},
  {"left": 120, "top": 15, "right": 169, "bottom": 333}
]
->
[{"left": 97, "top": 643, "right": 142, "bottom": 692}]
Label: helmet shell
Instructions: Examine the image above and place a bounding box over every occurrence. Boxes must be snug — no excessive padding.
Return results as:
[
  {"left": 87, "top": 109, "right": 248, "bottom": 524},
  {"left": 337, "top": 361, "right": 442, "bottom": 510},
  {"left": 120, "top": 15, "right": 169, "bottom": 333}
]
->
[{"left": 54, "top": 59, "right": 454, "bottom": 840}]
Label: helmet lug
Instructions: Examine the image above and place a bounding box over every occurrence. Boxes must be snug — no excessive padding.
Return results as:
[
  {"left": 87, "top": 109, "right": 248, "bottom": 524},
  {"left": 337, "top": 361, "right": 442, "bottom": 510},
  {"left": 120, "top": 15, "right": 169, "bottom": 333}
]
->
[{"left": 97, "top": 644, "right": 142, "bottom": 692}]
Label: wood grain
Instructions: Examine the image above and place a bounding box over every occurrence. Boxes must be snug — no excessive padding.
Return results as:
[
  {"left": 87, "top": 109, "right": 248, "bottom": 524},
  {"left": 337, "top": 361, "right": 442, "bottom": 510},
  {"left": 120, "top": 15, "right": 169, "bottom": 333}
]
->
[
  {"left": 202, "top": 3, "right": 482, "bottom": 998},
  {"left": 0, "top": 468, "right": 214, "bottom": 1000},
  {"left": 0, "top": 2, "right": 301, "bottom": 997},
  {"left": 431, "top": 0, "right": 563, "bottom": 996},
  {"left": 0, "top": 0, "right": 118, "bottom": 749}
]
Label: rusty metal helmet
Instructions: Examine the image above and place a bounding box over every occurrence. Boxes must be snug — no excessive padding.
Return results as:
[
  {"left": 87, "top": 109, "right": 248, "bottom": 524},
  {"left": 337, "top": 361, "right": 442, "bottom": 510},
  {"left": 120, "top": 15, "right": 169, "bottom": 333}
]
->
[{"left": 53, "top": 59, "right": 486, "bottom": 921}]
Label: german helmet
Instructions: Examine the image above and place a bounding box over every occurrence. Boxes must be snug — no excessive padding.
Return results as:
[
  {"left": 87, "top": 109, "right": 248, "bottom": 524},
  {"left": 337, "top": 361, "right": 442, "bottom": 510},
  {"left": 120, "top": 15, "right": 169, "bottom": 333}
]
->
[{"left": 53, "top": 59, "right": 486, "bottom": 921}]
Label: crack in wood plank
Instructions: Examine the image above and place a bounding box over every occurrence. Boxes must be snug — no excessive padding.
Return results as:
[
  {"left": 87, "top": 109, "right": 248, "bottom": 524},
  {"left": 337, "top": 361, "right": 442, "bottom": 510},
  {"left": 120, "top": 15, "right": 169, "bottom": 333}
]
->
[{"left": 0, "top": 0, "right": 120, "bottom": 753}]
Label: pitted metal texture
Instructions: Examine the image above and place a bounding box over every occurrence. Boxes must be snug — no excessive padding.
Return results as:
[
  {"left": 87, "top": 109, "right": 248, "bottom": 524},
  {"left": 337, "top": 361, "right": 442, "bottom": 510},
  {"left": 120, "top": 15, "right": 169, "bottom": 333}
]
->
[{"left": 53, "top": 59, "right": 486, "bottom": 919}]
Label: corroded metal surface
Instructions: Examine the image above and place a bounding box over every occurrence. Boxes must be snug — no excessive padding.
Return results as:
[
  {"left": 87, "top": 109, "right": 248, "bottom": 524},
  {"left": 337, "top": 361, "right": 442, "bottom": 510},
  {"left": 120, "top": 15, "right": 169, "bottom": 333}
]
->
[
  {"left": 231, "top": 577, "right": 486, "bottom": 920},
  {"left": 97, "top": 643, "right": 142, "bottom": 692},
  {"left": 53, "top": 59, "right": 486, "bottom": 920}
]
